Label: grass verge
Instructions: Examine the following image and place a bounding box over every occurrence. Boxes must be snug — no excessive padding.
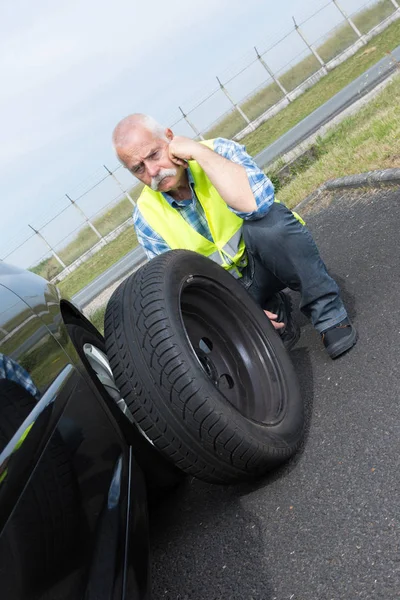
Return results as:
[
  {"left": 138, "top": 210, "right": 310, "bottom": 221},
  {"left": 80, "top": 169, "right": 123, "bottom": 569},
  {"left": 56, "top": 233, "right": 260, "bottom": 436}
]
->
[
  {"left": 90, "top": 305, "right": 106, "bottom": 335},
  {"left": 58, "top": 227, "right": 138, "bottom": 298},
  {"left": 205, "top": 0, "right": 398, "bottom": 140},
  {"left": 43, "top": 7, "right": 400, "bottom": 298},
  {"left": 242, "top": 17, "right": 400, "bottom": 155},
  {"left": 30, "top": 184, "right": 143, "bottom": 281},
  {"left": 93, "top": 192, "right": 141, "bottom": 235},
  {"left": 275, "top": 74, "right": 400, "bottom": 208},
  {"left": 80, "top": 72, "right": 400, "bottom": 320}
]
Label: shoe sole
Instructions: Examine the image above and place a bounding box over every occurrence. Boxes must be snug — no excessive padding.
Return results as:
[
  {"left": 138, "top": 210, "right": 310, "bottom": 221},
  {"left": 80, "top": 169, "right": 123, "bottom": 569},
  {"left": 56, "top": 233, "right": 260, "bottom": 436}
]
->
[
  {"left": 326, "top": 327, "right": 358, "bottom": 359},
  {"left": 279, "top": 292, "right": 301, "bottom": 351}
]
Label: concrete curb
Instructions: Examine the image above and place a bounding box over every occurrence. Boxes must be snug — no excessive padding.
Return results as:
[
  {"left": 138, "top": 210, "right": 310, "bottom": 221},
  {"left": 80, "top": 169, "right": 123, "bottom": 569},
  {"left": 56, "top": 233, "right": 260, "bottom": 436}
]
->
[
  {"left": 294, "top": 168, "right": 400, "bottom": 213},
  {"left": 325, "top": 168, "right": 400, "bottom": 190}
]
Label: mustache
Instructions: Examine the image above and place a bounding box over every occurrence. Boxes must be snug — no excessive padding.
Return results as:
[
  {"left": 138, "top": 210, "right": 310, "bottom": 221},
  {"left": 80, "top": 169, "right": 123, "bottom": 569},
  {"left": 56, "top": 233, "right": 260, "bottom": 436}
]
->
[{"left": 150, "top": 168, "right": 177, "bottom": 191}]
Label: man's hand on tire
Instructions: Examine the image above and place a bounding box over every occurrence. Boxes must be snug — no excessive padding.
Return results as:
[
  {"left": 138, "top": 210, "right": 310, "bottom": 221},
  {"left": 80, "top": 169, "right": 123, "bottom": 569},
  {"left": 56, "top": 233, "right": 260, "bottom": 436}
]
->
[{"left": 264, "top": 310, "right": 284, "bottom": 330}]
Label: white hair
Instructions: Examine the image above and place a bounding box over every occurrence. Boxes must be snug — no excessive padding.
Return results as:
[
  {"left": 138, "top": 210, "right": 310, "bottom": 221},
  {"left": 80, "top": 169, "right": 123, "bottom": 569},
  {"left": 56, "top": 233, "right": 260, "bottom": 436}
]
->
[
  {"left": 136, "top": 114, "right": 167, "bottom": 138},
  {"left": 112, "top": 113, "right": 167, "bottom": 160}
]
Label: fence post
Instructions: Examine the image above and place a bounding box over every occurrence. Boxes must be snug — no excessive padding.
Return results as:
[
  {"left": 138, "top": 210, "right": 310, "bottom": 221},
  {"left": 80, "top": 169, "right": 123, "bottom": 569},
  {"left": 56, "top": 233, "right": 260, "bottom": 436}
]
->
[
  {"left": 292, "top": 16, "right": 328, "bottom": 74},
  {"left": 216, "top": 76, "right": 254, "bottom": 128},
  {"left": 332, "top": 0, "right": 366, "bottom": 43},
  {"left": 254, "top": 46, "right": 291, "bottom": 101},
  {"left": 103, "top": 165, "right": 136, "bottom": 206},
  {"left": 65, "top": 194, "right": 104, "bottom": 241},
  {"left": 178, "top": 107, "right": 205, "bottom": 140},
  {"left": 390, "top": 0, "right": 399, "bottom": 9},
  {"left": 28, "top": 224, "right": 68, "bottom": 270}
]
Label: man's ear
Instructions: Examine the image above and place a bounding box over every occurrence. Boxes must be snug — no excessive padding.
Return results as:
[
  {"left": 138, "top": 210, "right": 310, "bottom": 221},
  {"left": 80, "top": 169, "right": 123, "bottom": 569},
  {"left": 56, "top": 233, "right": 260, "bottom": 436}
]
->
[{"left": 165, "top": 128, "right": 173, "bottom": 141}]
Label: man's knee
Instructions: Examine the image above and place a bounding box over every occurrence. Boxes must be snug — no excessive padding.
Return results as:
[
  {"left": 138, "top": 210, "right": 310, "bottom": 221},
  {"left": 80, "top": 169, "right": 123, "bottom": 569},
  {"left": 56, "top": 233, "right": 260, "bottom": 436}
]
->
[{"left": 243, "top": 203, "right": 290, "bottom": 247}]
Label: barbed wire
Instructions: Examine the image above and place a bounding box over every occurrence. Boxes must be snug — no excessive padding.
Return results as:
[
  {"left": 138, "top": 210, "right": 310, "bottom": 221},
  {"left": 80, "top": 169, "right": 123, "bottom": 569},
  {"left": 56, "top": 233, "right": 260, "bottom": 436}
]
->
[
  {"left": 31, "top": 196, "right": 71, "bottom": 231},
  {"left": 298, "top": 0, "right": 333, "bottom": 27},
  {"left": 273, "top": 47, "right": 315, "bottom": 78},
  {"left": 183, "top": 86, "right": 223, "bottom": 117},
  {"left": 81, "top": 191, "right": 127, "bottom": 223},
  {"left": 37, "top": 203, "right": 72, "bottom": 232},
  {"left": 2, "top": 232, "right": 36, "bottom": 261},
  {"left": 3, "top": 0, "right": 397, "bottom": 270},
  {"left": 73, "top": 173, "right": 110, "bottom": 203},
  {"left": 150, "top": 1, "right": 395, "bottom": 126}
]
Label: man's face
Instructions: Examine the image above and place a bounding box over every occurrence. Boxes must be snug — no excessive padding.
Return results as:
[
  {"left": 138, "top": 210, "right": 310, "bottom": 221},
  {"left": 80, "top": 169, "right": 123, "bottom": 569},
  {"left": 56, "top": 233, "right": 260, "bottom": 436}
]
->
[{"left": 119, "top": 127, "right": 184, "bottom": 191}]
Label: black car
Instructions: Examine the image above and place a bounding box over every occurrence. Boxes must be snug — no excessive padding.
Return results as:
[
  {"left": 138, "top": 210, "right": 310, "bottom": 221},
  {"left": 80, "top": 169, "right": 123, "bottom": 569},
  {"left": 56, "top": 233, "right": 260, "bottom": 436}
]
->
[
  {"left": 0, "top": 261, "right": 183, "bottom": 600},
  {"left": 0, "top": 251, "right": 304, "bottom": 599}
]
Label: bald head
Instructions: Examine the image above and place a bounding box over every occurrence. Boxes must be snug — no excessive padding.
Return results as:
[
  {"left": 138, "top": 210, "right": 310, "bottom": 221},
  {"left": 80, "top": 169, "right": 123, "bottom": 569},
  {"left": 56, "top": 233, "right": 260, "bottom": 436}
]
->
[
  {"left": 111, "top": 113, "right": 184, "bottom": 192},
  {"left": 112, "top": 114, "right": 167, "bottom": 163}
]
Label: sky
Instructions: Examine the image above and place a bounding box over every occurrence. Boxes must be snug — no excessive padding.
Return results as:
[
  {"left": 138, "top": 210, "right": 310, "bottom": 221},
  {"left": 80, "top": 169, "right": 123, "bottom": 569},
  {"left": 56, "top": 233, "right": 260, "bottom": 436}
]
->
[{"left": 0, "top": 0, "right": 372, "bottom": 268}]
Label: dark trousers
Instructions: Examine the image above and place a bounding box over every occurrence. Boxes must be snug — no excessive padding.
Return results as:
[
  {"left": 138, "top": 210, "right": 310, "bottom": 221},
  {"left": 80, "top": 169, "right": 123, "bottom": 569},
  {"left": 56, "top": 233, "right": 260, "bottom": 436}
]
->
[{"left": 239, "top": 202, "right": 347, "bottom": 333}]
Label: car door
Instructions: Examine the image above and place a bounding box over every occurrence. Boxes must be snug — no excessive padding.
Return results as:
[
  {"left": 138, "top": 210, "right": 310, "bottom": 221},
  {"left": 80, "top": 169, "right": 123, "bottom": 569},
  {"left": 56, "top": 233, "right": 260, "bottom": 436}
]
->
[{"left": 0, "top": 282, "right": 149, "bottom": 600}]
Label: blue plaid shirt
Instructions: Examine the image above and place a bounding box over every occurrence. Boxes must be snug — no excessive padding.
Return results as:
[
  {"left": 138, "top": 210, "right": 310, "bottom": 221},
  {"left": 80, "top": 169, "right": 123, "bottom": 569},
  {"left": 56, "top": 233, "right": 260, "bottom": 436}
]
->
[
  {"left": 0, "top": 353, "right": 41, "bottom": 400},
  {"left": 133, "top": 137, "right": 275, "bottom": 260}
]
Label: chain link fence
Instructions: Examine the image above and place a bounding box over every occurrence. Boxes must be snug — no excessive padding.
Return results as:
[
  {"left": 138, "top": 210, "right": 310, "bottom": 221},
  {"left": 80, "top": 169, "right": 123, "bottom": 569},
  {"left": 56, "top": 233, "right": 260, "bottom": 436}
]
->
[{"left": 1, "top": 0, "right": 399, "bottom": 280}]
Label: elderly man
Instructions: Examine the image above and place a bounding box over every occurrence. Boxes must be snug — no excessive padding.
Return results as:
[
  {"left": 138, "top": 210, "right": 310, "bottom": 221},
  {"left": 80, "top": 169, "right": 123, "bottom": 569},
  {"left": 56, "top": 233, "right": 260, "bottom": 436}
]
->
[{"left": 112, "top": 113, "right": 357, "bottom": 358}]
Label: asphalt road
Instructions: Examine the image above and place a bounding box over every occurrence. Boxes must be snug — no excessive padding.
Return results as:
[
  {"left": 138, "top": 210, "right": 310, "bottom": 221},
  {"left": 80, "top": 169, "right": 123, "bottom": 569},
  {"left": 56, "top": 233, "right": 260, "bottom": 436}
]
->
[
  {"left": 149, "top": 186, "right": 400, "bottom": 600},
  {"left": 72, "top": 44, "right": 400, "bottom": 309}
]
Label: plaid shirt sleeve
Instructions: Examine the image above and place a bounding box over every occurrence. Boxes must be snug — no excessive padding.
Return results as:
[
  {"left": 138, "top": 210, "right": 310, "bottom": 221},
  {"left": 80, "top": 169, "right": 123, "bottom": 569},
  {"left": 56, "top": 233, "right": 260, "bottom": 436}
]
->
[
  {"left": 0, "top": 353, "right": 41, "bottom": 400},
  {"left": 213, "top": 137, "right": 275, "bottom": 220},
  {"left": 133, "top": 206, "right": 170, "bottom": 260}
]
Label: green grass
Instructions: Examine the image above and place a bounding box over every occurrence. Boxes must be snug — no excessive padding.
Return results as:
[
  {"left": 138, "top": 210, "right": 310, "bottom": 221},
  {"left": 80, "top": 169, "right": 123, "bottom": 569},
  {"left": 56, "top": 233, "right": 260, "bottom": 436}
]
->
[
  {"left": 72, "top": 76, "right": 400, "bottom": 307},
  {"left": 30, "top": 227, "right": 104, "bottom": 281},
  {"left": 30, "top": 256, "right": 64, "bottom": 281},
  {"left": 31, "top": 1, "right": 400, "bottom": 298},
  {"left": 83, "top": 70, "right": 399, "bottom": 320},
  {"left": 29, "top": 184, "right": 143, "bottom": 280},
  {"left": 57, "top": 227, "right": 138, "bottom": 298},
  {"left": 354, "top": 0, "right": 396, "bottom": 33},
  {"left": 90, "top": 306, "right": 106, "bottom": 335},
  {"left": 92, "top": 184, "right": 144, "bottom": 235},
  {"left": 275, "top": 74, "right": 400, "bottom": 209},
  {"left": 205, "top": 0, "right": 397, "bottom": 140},
  {"left": 243, "top": 17, "right": 400, "bottom": 155}
]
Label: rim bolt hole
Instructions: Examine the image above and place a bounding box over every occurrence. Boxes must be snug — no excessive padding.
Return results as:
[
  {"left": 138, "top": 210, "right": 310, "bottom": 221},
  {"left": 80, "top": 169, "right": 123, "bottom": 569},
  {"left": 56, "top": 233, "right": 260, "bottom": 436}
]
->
[
  {"left": 219, "top": 374, "right": 234, "bottom": 390},
  {"left": 199, "top": 338, "right": 213, "bottom": 354}
]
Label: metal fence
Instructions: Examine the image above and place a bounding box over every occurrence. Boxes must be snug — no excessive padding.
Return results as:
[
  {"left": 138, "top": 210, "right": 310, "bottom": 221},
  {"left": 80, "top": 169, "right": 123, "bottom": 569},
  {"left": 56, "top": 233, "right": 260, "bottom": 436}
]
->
[
  {"left": 2, "top": 0, "right": 399, "bottom": 280},
  {"left": 0, "top": 163, "right": 137, "bottom": 281},
  {"left": 167, "top": 0, "right": 399, "bottom": 139}
]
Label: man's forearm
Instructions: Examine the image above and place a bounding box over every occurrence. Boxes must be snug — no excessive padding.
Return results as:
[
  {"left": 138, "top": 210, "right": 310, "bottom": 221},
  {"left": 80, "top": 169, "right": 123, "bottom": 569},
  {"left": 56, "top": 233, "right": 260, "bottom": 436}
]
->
[{"left": 192, "top": 144, "right": 257, "bottom": 212}]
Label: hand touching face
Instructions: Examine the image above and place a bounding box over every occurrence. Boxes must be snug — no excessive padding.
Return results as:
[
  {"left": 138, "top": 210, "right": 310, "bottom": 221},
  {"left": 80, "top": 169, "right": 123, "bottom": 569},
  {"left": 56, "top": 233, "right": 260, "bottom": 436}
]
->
[{"left": 121, "top": 127, "right": 188, "bottom": 191}]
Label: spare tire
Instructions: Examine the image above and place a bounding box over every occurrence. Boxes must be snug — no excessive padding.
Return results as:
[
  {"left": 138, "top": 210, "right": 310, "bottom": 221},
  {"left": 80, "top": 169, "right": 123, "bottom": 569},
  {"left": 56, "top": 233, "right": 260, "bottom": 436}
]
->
[{"left": 104, "top": 250, "right": 304, "bottom": 484}]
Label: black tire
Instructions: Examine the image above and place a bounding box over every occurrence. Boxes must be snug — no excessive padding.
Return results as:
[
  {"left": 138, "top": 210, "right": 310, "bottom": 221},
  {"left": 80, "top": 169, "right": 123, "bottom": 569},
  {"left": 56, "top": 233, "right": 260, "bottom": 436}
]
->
[{"left": 104, "top": 250, "right": 304, "bottom": 484}]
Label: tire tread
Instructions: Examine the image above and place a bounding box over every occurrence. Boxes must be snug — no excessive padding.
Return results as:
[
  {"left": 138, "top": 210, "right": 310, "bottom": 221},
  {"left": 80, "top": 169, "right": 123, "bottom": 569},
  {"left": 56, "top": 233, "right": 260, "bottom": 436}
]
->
[{"left": 104, "top": 252, "right": 304, "bottom": 483}]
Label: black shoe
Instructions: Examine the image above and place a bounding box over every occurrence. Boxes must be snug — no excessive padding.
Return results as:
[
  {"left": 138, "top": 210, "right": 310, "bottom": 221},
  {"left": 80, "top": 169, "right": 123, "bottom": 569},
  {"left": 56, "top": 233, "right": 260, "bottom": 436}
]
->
[
  {"left": 269, "top": 291, "right": 300, "bottom": 351},
  {"left": 321, "top": 318, "right": 357, "bottom": 359}
]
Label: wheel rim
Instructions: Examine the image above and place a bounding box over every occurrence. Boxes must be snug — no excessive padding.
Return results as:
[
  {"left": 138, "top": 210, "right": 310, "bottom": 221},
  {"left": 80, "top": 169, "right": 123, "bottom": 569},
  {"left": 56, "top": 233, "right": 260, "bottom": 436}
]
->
[
  {"left": 82, "top": 341, "right": 156, "bottom": 447},
  {"left": 180, "top": 277, "right": 288, "bottom": 425},
  {"left": 83, "top": 343, "right": 134, "bottom": 422}
]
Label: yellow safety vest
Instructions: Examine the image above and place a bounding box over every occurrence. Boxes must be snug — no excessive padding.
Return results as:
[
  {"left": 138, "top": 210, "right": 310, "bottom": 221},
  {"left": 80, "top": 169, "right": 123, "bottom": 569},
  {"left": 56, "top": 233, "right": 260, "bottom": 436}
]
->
[{"left": 137, "top": 139, "right": 304, "bottom": 278}]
